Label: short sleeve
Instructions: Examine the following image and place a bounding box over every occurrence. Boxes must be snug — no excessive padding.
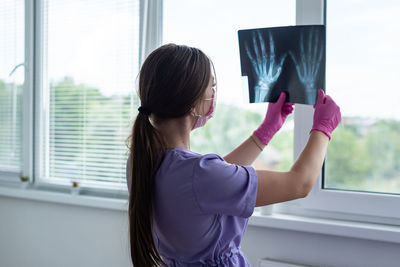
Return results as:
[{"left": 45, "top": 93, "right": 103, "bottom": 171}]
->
[{"left": 192, "top": 154, "right": 258, "bottom": 218}]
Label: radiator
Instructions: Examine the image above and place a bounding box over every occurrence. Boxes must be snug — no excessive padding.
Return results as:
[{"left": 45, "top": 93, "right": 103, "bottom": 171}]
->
[{"left": 258, "top": 258, "right": 313, "bottom": 267}]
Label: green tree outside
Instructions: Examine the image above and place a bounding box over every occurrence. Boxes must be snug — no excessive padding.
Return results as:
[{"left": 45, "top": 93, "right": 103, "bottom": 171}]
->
[{"left": 1, "top": 77, "right": 400, "bottom": 193}]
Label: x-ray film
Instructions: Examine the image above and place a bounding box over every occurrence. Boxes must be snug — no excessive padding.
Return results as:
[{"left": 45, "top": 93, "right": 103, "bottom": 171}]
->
[{"left": 238, "top": 25, "right": 325, "bottom": 105}]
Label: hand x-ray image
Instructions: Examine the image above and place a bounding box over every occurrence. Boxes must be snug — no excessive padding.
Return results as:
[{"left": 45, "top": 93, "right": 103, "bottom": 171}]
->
[{"left": 238, "top": 25, "right": 325, "bottom": 105}]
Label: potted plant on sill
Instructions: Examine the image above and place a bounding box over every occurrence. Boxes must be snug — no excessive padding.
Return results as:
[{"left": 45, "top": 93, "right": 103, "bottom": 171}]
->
[
  {"left": 71, "top": 180, "right": 80, "bottom": 195},
  {"left": 19, "top": 176, "right": 30, "bottom": 189}
]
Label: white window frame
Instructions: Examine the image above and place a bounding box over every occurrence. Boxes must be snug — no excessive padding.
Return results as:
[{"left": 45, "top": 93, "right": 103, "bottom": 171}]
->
[
  {"left": 0, "top": 0, "right": 163, "bottom": 198},
  {"left": 274, "top": 0, "right": 400, "bottom": 225},
  {"left": 23, "top": 0, "right": 34, "bottom": 184},
  {"left": 32, "top": 0, "right": 163, "bottom": 196},
  {"left": 0, "top": 0, "right": 33, "bottom": 184}
]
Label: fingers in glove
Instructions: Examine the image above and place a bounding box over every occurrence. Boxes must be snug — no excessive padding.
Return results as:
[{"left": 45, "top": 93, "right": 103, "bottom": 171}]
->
[
  {"left": 317, "top": 89, "right": 326, "bottom": 105},
  {"left": 282, "top": 107, "right": 294, "bottom": 115},
  {"left": 283, "top": 105, "right": 294, "bottom": 112},
  {"left": 283, "top": 103, "right": 294, "bottom": 110},
  {"left": 283, "top": 102, "right": 294, "bottom": 107},
  {"left": 274, "top": 92, "right": 287, "bottom": 107}
]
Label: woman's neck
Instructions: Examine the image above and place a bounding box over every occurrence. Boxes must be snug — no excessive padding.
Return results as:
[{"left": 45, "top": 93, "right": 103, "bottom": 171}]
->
[{"left": 151, "top": 115, "right": 192, "bottom": 150}]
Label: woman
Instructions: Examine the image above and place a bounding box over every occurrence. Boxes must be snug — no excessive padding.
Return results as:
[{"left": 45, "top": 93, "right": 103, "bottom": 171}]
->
[{"left": 126, "top": 44, "right": 341, "bottom": 266}]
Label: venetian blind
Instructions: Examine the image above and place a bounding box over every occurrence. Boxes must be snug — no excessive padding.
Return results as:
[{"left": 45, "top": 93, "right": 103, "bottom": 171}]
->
[
  {"left": 39, "top": 0, "right": 139, "bottom": 185},
  {"left": 0, "top": 0, "right": 24, "bottom": 174}
]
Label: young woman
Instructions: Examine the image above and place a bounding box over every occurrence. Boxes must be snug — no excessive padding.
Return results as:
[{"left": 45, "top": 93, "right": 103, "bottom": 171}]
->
[{"left": 126, "top": 43, "right": 341, "bottom": 267}]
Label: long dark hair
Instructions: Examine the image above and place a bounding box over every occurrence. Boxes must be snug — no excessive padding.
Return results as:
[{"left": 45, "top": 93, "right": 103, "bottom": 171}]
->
[{"left": 127, "top": 44, "right": 212, "bottom": 266}]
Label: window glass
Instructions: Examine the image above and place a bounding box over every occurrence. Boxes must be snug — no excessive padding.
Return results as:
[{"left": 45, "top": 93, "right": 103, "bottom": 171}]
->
[
  {"left": 325, "top": 0, "right": 400, "bottom": 194},
  {"left": 39, "top": 0, "right": 139, "bottom": 186},
  {"left": 0, "top": 0, "right": 24, "bottom": 174},
  {"left": 163, "top": 0, "right": 295, "bottom": 170}
]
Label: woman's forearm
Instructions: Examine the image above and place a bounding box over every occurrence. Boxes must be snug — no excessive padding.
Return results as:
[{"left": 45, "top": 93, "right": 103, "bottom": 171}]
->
[
  {"left": 290, "top": 130, "right": 329, "bottom": 190},
  {"left": 223, "top": 134, "right": 265, "bottom": 166},
  {"left": 224, "top": 92, "right": 293, "bottom": 166}
]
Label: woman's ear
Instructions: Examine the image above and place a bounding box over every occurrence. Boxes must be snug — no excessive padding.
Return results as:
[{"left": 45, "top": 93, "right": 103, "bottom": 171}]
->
[
  {"left": 189, "top": 106, "right": 196, "bottom": 116},
  {"left": 190, "top": 102, "right": 199, "bottom": 114}
]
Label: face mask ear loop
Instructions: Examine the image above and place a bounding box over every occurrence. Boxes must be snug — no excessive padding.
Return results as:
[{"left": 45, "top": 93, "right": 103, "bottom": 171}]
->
[
  {"left": 191, "top": 100, "right": 209, "bottom": 117},
  {"left": 190, "top": 109, "right": 202, "bottom": 130},
  {"left": 191, "top": 108, "right": 201, "bottom": 117},
  {"left": 191, "top": 87, "right": 215, "bottom": 119},
  {"left": 203, "top": 87, "right": 216, "bottom": 101}
]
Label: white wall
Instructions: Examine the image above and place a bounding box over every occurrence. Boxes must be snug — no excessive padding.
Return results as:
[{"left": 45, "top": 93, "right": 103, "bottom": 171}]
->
[
  {"left": 241, "top": 225, "right": 400, "bottom": 267},
  {"left": 1, "top": 195, "right": 400, "bottom": 267},
  {"left": 0, "top": 196, "right": 131, "bottom": 267}
]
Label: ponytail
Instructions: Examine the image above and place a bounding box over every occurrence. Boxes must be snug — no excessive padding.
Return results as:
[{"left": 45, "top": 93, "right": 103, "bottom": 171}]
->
[
  {"left": 128, "top": 112, "right": 167, "bottom": 267},
  {"left": 127, "top": 43, "right": 212, "bottom": 266}
]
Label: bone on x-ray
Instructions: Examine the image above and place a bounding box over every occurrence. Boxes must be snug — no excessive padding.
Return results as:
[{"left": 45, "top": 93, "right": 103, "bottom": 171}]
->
[{"left": 238, "top": 25, "right": 325, "bottom": 105}]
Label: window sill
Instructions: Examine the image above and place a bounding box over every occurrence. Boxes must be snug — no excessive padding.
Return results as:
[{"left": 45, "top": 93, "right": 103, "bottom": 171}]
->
[
  {"left": 248, "top": 210, "right": 400, "bottom": 244},
  {"left": 0, "top": 184, "right": 128, "bottom": 211},
  {"left": 1, "top": 184, "right": 399, "bottom": 244}
]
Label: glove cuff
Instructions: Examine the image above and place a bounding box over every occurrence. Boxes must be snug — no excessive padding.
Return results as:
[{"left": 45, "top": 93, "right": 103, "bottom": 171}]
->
[{"left": 253, "top": 128, "right": 274, "bottom": 145}]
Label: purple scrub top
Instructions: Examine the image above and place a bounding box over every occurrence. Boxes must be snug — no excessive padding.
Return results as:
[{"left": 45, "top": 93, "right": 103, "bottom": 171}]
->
[{"left": 127, "top": 147, "right": 258, "bottom": 266}]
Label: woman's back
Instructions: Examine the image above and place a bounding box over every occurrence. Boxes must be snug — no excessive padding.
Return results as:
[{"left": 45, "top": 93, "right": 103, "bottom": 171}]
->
[{"left": 150, "top": 147, "right": 257, "bottom": 266}]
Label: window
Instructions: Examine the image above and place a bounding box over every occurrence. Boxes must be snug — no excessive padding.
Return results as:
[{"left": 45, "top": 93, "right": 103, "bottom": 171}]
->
[
  {"left": 36, "top": 0, "right": 140, "bottom": 188},
  {"left": 279, "top": 0, "right": 400, "bottom": 223},
  {"left": 163, "top": 0, "right": 295, "bottom": 172},
  {"left": 324, "top": 0, "right": 400, "bottom": 195},
  {"left": 0, "top": 0, "right": 24, "bottom": 177}
]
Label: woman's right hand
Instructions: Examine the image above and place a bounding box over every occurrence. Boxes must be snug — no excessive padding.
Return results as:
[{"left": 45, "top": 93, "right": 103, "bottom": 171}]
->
[
  {"left": 310, "top": 89, "right": 341, "bottom": 140},
  {"left": 253, "top": 92, "right": 294, "bottom": 145}
]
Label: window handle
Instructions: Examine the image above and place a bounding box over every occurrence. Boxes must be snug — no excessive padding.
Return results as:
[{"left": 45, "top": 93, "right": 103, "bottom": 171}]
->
[{"left": 9, "top": 62, "right": 25, "bottom": 77}]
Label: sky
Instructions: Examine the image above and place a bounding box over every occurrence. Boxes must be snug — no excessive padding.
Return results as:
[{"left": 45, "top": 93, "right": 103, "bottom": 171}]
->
[
  {"left": 163, "top": 0, "right": 400, "bottom": 120},
  {"left": 163, "top": 0, "right": 296, "bottom": 109},
  {"left": 1, "top": 0, "right": 400, "bottom": 119}
]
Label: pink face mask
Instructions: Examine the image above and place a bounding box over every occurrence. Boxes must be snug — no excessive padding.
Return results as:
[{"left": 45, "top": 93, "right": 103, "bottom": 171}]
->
[{"left": 191, "top": 87, "right": 216, "bottom": 130}]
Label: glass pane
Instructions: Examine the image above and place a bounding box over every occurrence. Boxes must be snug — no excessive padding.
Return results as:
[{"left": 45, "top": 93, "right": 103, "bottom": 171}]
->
[
  {"left": 40, "top": 0, "right": 139, "bottom": 186},
  {"left": 163, "top": 0, "right": 295, "bottom": 171},
  {"left": 325, "top": 0, "right": 400, "bottom": 194},
  {"left": 0, "top": 0, "right": 24, "bottom": 174}
]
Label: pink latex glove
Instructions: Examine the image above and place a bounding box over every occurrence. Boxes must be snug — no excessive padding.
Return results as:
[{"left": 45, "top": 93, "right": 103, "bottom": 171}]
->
[
  {"left": 253, "top": 92, "right": 294, "bottom": 145},
  {"left": 310, "top": 89, "right": 341, "bottom": 140}
]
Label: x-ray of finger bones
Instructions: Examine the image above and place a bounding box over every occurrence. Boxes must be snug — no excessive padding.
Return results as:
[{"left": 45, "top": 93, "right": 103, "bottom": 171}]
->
[{"left": 238, "top": 25, "right": 325, "bottom": 105}]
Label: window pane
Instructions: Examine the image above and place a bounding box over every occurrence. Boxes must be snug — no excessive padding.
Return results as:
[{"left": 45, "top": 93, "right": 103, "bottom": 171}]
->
[
  {"left": 163, "top": 0, "right": 295, "bottom": 171},
  {"left": 39, "top": 0, "right": 139, "bottom": 186},
  {"left": 0, "top": 0, "right": 24, "bottom": 174},
  {"left": 325, "top": 0, "right": 400, "bottom": 194}
]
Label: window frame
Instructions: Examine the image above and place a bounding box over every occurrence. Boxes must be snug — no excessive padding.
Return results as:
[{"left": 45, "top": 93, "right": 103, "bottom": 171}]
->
[
  {"left": 32, "top": 0, "right": 162, "bottom": 195},
  {"left": 23, "top": 0, "right": 34, "bottom": 185},
  {"left": 275, "top": 0, "right": 400, "bottom": 225},
  {"left": 0, "top": 0, "right": 163, "bottom": 198},
  {"left": 0, "top": 0, "right": 30, "bottom": 183}
]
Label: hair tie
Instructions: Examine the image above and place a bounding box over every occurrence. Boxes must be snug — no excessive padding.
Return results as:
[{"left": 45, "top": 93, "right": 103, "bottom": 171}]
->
[{"left": 138, "top": 106, "right": 152, "bottom": 116}]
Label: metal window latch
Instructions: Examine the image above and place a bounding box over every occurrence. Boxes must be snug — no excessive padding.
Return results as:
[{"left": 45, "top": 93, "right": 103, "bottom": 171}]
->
[{"left": 9, "top": 63, "right": 25, "bottom": 77}]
